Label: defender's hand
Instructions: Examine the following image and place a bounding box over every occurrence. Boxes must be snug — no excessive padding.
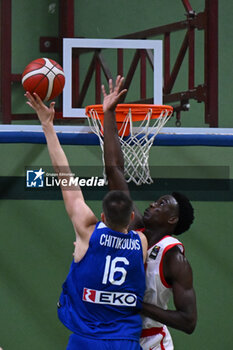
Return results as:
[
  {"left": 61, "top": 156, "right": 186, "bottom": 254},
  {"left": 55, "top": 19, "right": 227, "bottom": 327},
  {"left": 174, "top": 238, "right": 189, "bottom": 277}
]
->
[
  {"left": 25, "top": 92, "right": 55, "bottom": 127},
  {"left": 102, "top": 75, "right": 127, "bottom": 112}
]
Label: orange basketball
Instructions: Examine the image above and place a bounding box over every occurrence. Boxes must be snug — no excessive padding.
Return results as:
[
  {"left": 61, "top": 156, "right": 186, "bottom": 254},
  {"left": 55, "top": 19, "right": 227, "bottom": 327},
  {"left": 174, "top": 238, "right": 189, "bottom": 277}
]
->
[{"left": 22, "top": 58, "right": 65, "bottom": 101}]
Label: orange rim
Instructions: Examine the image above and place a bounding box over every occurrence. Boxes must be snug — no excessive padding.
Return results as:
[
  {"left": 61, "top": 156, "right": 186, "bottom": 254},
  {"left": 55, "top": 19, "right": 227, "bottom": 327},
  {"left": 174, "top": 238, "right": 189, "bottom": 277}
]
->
[{"left": 85, "top": 104, "right": 173, "bottom": 122}]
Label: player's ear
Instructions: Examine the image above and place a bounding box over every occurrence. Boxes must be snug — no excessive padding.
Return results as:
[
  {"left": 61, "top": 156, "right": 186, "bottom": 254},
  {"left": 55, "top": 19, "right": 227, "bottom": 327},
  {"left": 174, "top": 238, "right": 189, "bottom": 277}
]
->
[
  {"left": 168, "top": 216, "right": 179, "bottom": 225},
  {"left": 101, "top": 212, "right": 105, "bottom": 223},
  {"left": 130, "top": 211, "right": 135, "bottom": 222}
]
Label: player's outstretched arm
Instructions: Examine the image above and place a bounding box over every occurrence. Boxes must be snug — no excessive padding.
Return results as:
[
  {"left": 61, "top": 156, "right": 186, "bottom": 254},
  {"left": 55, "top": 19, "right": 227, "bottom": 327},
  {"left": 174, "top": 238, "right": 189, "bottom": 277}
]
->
[
  {"left": 142, "top": 248, "right": 197, "bottom": 334},
  {"left": 25, "top": 92, "right": 97, "bottom": 241},
  {"left": 102, "top": 76, "right": 128, "bottom": 192},
  {"left": 102, "top": 77, "right": 144, "bottom": 229}
]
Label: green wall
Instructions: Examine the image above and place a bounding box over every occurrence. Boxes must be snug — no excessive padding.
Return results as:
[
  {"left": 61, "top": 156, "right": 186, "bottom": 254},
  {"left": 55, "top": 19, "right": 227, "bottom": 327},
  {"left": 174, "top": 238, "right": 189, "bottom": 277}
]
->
[
  {"left": 1, "top": 0, "right": 233, "bottom": 349},
  {"left": 10, "top": 0, "right": 232, "bottom": 127}
]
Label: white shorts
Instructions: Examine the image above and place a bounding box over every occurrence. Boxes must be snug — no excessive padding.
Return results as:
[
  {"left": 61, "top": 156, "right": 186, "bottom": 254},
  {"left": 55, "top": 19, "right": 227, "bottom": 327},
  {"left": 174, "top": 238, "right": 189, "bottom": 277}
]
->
[{"left": 140, "top": 325, "right": 174, "bottom": 350}]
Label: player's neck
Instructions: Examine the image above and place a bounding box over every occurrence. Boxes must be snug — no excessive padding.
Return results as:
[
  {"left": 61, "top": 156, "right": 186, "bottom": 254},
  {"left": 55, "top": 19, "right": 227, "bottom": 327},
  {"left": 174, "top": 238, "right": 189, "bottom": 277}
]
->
[
  {"left": 144, "top": 228, "right": 171, "bottom": 247},
  {"left": 108, "top": 224, "right": 128, "bottom": 234}
]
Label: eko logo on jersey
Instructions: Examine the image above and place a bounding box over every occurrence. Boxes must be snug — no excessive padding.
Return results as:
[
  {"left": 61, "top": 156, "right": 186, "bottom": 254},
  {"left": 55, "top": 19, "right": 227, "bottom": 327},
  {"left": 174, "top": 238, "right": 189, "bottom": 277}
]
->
[
  {"left": 26, "top": 168, "right": 45, "bottom": 187},
  {"left": 83, "top": 288, "right": 137, "bottom": 307}
]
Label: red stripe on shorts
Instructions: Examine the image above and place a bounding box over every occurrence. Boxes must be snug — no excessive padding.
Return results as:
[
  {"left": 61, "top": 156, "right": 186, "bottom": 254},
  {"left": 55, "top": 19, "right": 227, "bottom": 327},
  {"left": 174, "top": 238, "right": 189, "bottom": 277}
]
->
[
  {"left": 141, "top": 327, "right": 166, "bottom": 350},
  {"left": 141, "top": 327, "right": 163, "bottom": 337}
]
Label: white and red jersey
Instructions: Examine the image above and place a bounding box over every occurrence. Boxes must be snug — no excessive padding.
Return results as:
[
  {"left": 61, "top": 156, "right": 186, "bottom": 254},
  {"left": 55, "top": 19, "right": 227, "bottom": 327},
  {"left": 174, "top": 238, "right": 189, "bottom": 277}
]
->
[{"left": 140, "top": 235, "right": 184, "bottom": 350}]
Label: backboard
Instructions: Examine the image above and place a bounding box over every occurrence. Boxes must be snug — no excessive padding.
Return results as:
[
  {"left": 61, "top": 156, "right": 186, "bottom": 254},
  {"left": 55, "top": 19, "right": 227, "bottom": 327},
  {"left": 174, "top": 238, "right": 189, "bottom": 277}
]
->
[{"left": 62, "top": 38, "right": 163, "bottom": 118}]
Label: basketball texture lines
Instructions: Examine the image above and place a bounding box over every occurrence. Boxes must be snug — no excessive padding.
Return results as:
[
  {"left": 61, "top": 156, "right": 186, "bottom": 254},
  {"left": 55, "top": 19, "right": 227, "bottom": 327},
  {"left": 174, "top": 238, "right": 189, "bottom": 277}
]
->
[{"left": 22, "top": 58, "right": 65, "bottom": 101}]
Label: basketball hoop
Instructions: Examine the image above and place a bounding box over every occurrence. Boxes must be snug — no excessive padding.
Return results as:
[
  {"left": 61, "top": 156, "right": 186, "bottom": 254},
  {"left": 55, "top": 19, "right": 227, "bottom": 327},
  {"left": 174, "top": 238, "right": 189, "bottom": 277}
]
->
[{"left": 85, "top": 104, "right": 173, "bottom": 185}]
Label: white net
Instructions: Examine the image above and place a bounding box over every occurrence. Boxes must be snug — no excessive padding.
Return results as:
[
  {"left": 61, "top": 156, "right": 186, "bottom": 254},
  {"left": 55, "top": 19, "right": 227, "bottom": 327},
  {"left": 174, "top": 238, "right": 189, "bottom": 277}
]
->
[{"left": 87, "top": 106, "right": 172, "bottom": 185}]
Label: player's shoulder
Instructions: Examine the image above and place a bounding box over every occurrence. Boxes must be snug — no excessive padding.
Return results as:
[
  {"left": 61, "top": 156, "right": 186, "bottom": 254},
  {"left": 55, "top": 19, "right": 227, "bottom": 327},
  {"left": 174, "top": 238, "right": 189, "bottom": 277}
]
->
[
  {"left": 159, "top": 235, "right": 184, "bottom": 249},
  {"left": 164, "top": 245, "right": 193, "bottom": 282},
  {"left": 135, "top": 229, "right": 147, "bottom": 243},
  {"left": 165, "top": 244, "right": 184, "bottom": 260},
  {"left": 135, "top": 230, "right": 148, "bottom": 262}
]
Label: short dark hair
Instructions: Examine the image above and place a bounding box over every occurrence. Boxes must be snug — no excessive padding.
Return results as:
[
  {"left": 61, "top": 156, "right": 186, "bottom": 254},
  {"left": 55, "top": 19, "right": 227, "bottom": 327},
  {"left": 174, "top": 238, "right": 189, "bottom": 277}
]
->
[
  {"left": 172, "top": 192, "right": 194, "bottom": 235},
  {"left": 103, "top": 190, "right": 133, "bottom": 228}
]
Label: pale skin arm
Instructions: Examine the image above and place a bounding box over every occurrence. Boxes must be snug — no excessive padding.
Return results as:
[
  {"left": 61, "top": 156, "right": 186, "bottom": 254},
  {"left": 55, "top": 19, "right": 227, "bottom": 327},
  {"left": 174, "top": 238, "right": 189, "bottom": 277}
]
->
[
  {"left": 137, "top": 231, "right": 148, "bottom": 263},
  {"left": 25, "top": 92, "right": 98, "bottom": 251},
  {"left": 142, "top": 247, "right": 197, "bottom": 334}
]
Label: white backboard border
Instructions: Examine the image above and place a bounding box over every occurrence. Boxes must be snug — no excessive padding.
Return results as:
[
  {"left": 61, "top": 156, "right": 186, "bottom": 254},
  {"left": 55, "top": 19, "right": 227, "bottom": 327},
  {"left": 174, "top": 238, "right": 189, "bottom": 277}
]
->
[{"left": 63, "top": 38, "right": 163, "bottom": 118}]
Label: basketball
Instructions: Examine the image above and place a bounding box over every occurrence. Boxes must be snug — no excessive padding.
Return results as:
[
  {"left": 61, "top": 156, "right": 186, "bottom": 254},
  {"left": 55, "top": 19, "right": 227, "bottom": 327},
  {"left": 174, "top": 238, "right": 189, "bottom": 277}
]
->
[{"left": 22, "top": 58, "right": 65, "bottom": 101}]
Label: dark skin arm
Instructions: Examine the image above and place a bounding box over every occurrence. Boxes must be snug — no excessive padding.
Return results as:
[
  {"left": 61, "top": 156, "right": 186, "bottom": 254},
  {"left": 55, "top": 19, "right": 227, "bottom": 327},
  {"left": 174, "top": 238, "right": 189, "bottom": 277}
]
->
[
  {"left": 102, "top": 76, "right": 128, "bottom": 192},
  {"left": 142, "top": 246, "right": 197, "bottom": 334},
  {"left": 102, "top": 77, "right": 197, "bottom": 334},
  {"left": 102, "top": 76, "right": 144, "bottom": 229}
]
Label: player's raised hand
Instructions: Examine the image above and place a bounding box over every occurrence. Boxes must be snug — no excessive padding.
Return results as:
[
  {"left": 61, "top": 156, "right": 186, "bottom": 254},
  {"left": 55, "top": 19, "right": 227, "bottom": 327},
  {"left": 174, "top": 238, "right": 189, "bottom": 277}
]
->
[
  {"left": 102, "top": 75, "right": 127, "bottom": 112},
  {"left": 25, "top": 91, "right": 55, "bottom": 127}
]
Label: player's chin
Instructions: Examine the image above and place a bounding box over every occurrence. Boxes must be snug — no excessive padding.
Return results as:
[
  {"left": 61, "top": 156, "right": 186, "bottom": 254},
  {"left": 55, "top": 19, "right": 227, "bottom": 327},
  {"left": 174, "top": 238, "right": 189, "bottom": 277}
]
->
[
  {"left": 142, "top": 214, "right": 150, "bottom": 225},
  {"left": 143, "top": 207, "right": 151, "bottom": 218}
]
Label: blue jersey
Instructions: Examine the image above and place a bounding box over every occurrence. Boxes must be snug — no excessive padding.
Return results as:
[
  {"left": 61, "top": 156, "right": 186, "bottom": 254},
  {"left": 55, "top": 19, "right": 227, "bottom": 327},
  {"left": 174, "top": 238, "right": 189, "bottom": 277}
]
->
[{"left": 58, "top": 222, "right": 146, "bottom": 341}]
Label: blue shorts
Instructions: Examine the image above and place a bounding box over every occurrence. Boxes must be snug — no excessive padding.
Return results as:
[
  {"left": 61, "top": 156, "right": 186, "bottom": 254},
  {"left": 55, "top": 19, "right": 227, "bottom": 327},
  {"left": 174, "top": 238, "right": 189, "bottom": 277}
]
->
[{"left": 67, "top": 333, "right": 142, "bottom": 350}]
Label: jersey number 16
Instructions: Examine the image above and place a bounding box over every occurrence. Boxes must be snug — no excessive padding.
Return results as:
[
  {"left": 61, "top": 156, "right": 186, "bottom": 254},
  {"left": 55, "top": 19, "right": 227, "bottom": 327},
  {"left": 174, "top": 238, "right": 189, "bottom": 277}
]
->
[{"left": 102, "top": 255, "right": 129, "bottom": 286}]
